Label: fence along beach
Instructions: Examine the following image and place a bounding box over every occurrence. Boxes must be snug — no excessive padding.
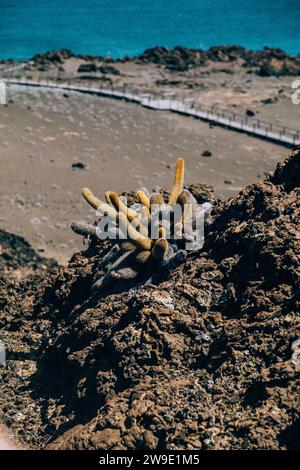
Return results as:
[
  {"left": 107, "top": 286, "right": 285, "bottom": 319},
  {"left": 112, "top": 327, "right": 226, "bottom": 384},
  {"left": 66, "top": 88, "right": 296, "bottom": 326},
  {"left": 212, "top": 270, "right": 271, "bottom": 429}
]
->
[{"left": 4, "top": 73, "right": 299, "bottom": 148}]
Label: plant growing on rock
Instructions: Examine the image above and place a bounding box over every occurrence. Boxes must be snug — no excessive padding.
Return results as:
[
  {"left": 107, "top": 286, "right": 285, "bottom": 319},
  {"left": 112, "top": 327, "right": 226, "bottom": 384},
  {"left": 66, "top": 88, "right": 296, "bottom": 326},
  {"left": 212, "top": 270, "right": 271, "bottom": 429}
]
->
[{"left": 71, "top": 158, "right": 212, "bottom": 293}]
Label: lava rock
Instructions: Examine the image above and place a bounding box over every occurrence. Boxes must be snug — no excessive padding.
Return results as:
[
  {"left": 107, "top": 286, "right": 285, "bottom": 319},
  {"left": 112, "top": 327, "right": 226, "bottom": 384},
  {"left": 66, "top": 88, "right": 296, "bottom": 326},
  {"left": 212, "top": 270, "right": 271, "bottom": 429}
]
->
[
  {"left": 78, "top": 63, "right": 97, "bottom": 73},
  {"left": 98, "top": 65, "right": 121, "bottom": 75},
  {"left": 71, "top": 162, "right": 86, "bottom": 171}
]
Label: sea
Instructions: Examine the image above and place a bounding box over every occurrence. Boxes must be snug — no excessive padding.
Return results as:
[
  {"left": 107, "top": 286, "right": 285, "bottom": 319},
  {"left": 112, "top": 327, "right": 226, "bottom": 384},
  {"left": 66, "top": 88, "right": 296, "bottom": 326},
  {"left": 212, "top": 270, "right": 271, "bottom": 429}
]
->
[{"left": 0, "top": 0, "right": 299, "bottom": 61}]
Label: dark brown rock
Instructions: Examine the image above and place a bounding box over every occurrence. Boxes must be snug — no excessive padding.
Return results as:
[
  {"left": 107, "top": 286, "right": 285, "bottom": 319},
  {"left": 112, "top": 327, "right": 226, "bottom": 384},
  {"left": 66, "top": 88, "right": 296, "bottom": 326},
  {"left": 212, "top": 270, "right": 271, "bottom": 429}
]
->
[
  {"left": 1, "top": 149, "right": 300, "bottom": 450},
  {"left": 202, "top": 150, "right": 212, "bottom": 157},
  {"left": 77, "top": 63, "right": 97, "bottom": 73},
  {"left": 98, "top": 65, "right": 121, "bottom": 75},
  {"left": 32, "top": 49, "right": 74, "bottom": 64}
]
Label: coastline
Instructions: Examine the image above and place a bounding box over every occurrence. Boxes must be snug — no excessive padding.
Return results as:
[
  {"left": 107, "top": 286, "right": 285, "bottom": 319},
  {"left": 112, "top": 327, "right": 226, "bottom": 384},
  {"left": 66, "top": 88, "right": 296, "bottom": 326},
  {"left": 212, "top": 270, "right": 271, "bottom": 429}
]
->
[{"left": 3, "top": 44, "right": 300, "bottom": 127}]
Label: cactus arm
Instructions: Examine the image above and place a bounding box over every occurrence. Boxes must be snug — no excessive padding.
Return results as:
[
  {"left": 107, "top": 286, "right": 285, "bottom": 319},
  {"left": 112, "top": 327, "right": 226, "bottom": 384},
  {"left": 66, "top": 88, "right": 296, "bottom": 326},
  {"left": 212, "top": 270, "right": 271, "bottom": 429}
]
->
[
  {"left": 176, "top": 190, "right": 189, "bottom": 207},
  {"left": 71, "top": 222, "right": 98, "bottom": 238},
  {"left": 137, "top": 190, "right": 151, "bottom": 209},
  {"left": 106, "top": 191, "right": 138, "bottom": 222},
  {"left": 118, "top": 212, "right": 153, "bottom": 251},
  {"left": 135, "top": 250, "right": 152, "bottom": 264},
  {"left": 82, "top": 187, "right": 116, "bottom": 217},
  {"left": 150, "top": 192, "right": 164, "bottom": 207},
  {"left": 168, "top": 157, "right": 185, "bottom": 205},
  {"left": 151, "top": 238, "right": 169, "bottom": 261},
  {"left": 120, "top": 241, "right": 136, "bottom": 251},
  {"left": 138, "top": 206, "right": 150, "bottom": 236},
  {"left": 158, "top": 226, "right": 167, "bottom": 239},
  {"left": 104, "top": 191, "right": 112, "bottom": 204},
  {"left": 111, "top": 267, "right": 139, "bottom": 280}
]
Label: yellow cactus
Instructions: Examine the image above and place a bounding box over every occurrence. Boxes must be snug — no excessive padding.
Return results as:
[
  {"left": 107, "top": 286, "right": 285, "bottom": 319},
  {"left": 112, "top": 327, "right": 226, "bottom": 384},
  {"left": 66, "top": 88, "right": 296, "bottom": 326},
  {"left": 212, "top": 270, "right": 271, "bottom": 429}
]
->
[
  {"left": 137, "top": 190, "right": 151, "bottom": 209},
  {"left": 158, "top": 226, "right": 167, "bottom": 239},
  {"left": 176, "top": 190, "right": 189, "bottom": 207},
  {"left": 138, "top": 206, "right": 151, "bottom": 236},
  {"left": 136, "top": 250, "right": 152, "bottom": 264},
  {"left": 118, "top": 212, "right": 153, "bottom": 251},
  {"left": 150, "top": 192, "right": 165, "bottom": 206},
  {"left": 106, "top": 191, "right": 138, "bottom": 222},
  {"left": 152, "top": 238, "right": 169, "bottom": 261},
  {"left": 82, "top": 187, "right": 116, "bottom": 217},
  {"left": 168, "top": 157, "right": 185, "bottom": 205},
  {"left": 72, "top": 157, "right": 195, "bottom": 293}
]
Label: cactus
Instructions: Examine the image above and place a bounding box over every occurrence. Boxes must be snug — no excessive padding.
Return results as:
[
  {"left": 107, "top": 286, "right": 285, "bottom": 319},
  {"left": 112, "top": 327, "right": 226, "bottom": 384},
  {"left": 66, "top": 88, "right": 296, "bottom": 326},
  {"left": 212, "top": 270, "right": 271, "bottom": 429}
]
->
[
  {"left": 150, "top": 192, "right": 165, "bottom": 206},
  {"left": 137, "top": 190, "right": 151, "bottom": 209},
  {"left": 71, "top": 222, "right": 98, "bottom": 239},
  {"left": 106, "top": 191, "right": 138, "bottom": 222},
  {"left": 82, "top": 187, "right": 116, "bottom": 217},
  {"left": 72, "top": 157, "right": 211, "bottom": 293},
  {"left": 168, "top": 157, "right": 185, "bottom": 205},
  {"left": 136, "top": 250, "right": 152, "bottom": 264},
  {"left": 152, "top": 238, "right": 169, "bottom": 261}
]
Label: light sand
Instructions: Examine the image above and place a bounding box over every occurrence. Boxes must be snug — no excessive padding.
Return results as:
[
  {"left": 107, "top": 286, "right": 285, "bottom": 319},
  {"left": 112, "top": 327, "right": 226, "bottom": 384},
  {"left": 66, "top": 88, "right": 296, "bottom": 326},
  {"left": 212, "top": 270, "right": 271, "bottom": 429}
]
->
[{"left": 0, "top": 84, "right": 289, "bottom": 263}]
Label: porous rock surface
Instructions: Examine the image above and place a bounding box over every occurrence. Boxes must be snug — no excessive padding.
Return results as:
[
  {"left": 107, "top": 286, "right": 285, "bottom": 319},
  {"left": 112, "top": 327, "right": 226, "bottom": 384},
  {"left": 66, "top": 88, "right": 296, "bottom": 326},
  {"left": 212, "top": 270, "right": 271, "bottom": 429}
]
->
[{"left": 0, "top": 151, "right": 300, "bottom": 449}]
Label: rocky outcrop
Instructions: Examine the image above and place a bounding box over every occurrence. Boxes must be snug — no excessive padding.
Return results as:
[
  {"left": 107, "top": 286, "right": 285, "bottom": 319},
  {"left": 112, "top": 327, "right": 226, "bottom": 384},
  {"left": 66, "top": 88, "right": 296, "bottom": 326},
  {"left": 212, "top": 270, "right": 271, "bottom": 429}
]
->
[
  {"left": 39, "top": 148, "right": 299, "bottom": 449},
  {"left": 77, "top": 62, "right": 97, "bottom": 73},
  {"left": 32, "top": 49, "right": 74, "bottom": 64},
  {"left": 258, "top": 57, "right": 300, "bottom": 76},
  {"left": 98, "top": 65, "right": 121, "bottom": 75},
  {"left": 26, "top": 45, "right": 300, "bottom": 76},
  {"left": 135, "top": 45, "right": 300, "bottom": 75},
  {"left": 136, "top": 45, "right": 205, "bottom": 71},
  {"left": 1, "top": 149, "right": 300, "bottom": 449},
  {"left": 0, "top": 229, "right": 56, "bottom": 274}
]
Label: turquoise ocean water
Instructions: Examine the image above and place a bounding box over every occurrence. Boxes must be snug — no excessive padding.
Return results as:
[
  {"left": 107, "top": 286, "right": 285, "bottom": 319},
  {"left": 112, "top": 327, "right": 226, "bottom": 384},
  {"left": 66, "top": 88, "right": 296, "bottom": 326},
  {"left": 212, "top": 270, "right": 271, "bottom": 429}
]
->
[{"left": 0, "top": 0, "right": 299, "bottom": 60}]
